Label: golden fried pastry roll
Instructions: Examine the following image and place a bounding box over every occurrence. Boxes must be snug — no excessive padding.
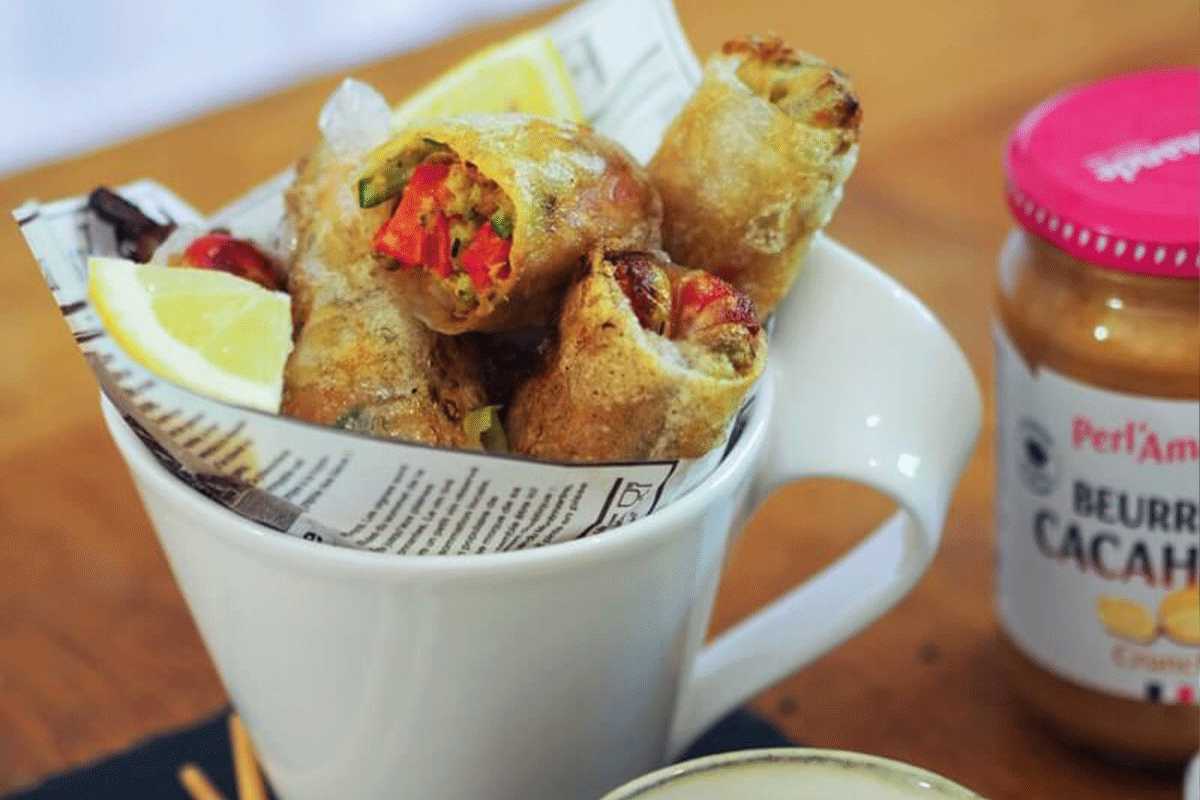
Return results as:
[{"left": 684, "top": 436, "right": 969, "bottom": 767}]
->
[
  {"left": 507, "top": 246, "right": 766, "bottom": 462},
  {"left": 648, "top": 35, "right": 861, "bottom": 315},
  {"left": 355, "top": 114, "right": 662, "bottom": 334},
  {"left": 281, "top": 138, "right": 487, "bottom": 446}
]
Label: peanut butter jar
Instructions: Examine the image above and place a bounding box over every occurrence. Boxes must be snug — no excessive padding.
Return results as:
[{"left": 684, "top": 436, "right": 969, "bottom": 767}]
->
[{"left": 993, "top": 69, "right": 1199, "bottom": 763}]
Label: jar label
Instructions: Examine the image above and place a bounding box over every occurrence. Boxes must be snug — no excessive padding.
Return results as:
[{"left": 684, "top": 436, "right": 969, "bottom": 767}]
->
[{"left": 994, "top": 322, "right": 1199, "bottom": 704}]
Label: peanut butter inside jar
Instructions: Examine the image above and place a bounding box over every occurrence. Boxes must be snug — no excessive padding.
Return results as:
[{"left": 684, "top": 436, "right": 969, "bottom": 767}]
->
[{"left": 996, "top": 232, "right": 1199, "bottom": 763}]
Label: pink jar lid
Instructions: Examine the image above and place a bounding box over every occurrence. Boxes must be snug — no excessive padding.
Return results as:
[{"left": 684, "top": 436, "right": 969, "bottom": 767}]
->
[{"left": 1005, "top": 68, "right": 1199, "bottom": 279}]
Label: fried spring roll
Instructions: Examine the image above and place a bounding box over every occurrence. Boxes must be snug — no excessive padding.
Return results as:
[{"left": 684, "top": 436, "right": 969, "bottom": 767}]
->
[
  {"left": 281, "top": 138, "right": 487, "bottom": 446},
  {"left": 355, "top": 114, "right": 662, "bottom": 334},
  {"left": 648, "top": 35, "right": 861, "bottom": 315},
  {"left": 507, "top": 247, "right": 766, "bottom": 463}
]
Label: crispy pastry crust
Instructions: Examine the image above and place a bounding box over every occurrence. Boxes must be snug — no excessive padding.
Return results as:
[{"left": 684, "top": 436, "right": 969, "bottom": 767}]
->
[
  {"left": 376, "top": 114, "right": 662, "bottom": 334},
  {"left": 648, "top": 35, "right": 860, "bottom": 315},
  {"left": 281, "top": 141, "right": 487, "bottom": 446},
  {"left": 507, "top": 247, "right": 766, "bottom": 463}
]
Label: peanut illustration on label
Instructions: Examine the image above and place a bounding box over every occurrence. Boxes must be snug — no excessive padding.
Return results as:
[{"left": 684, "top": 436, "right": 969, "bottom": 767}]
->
[
  {"left": 1096, "top": 596, "right": 1157, "bottom": 644},
  {"left": 1158, "top": 583, "right": 1200, "bottom": 647},
  {"left": 1096, "top": 585, "right": 1200, "bottom": 646}
]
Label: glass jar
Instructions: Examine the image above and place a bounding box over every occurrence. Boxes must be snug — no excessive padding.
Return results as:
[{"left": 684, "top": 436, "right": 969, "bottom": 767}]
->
[{"left": 993, "top": 69, "right": 1200, "bottom": 764}]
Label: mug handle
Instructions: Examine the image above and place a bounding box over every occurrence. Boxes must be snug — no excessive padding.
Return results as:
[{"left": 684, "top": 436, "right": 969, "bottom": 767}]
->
[{"left": 668, "top": 235, "right": 981, "bottom": 756}]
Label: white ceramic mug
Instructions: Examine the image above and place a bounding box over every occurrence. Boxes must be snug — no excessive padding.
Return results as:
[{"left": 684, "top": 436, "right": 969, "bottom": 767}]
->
[
  {"left": 101, "top": 237, "right": 981, "bottom": 800},
  {"left": 595, "top": 748, "right": 984, "bottom": 799}
]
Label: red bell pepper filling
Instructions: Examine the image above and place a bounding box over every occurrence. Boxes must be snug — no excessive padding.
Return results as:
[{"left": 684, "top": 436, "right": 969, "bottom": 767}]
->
[
  {"left": 459, "top": 222, "right": 510, "bottom": 290},
  {"left": 371, "top": 161, "right": 512, "bottom": 293},
  {"left": 181, "top": 232, "right": 283, "bottom": 291}
]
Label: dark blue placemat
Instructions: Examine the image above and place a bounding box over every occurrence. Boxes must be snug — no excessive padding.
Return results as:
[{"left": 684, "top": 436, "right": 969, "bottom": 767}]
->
[{"left": 7, "top": 708, "right": 794, "bottom": 799}]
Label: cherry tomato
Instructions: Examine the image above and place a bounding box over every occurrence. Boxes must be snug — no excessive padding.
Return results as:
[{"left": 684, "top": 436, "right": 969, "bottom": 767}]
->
[{"left": 182, "top": 233, "right": 282, "bottom": 290}]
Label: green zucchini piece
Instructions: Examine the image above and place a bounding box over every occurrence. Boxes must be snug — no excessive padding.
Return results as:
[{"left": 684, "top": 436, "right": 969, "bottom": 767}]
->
[
  {"left": 357, "top": 162, "right": 410, "bottom": 208},
  {"left": 463, "top": 405, "right": 509, "bottom": 453},
  {"left": 453, "top": 273, "right": 476, "bottom": 303},
  {"left": 490, "top": 211, "right": 514, "bottom": 239}
]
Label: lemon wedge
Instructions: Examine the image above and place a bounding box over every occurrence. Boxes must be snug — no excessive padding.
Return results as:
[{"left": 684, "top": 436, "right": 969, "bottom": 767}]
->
[
  {"left": 88, "top": 257, "right": 293, "bottom": 412},
  {"left": 392, "top": 30, "right": 583, "bottom": 128}
]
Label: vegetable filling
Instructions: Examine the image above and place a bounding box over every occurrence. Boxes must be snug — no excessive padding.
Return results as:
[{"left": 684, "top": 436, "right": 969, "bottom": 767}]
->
[
  {"left": 729, "top": 36, "right": 860, "bottom": 129},
  {"left": 370, "top": 154, "right": 516, "bottom": 301},
  {"left": 610, "top": 251, "right": 761, "bottom": 369},
  {"left": 673, "top": 270, "right": 760, "bottom": 339}
]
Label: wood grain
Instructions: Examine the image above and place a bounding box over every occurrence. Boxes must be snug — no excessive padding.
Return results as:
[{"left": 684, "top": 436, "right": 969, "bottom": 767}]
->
[{"left": 1, "top": 1, "right": 1195, "bottom": 798}]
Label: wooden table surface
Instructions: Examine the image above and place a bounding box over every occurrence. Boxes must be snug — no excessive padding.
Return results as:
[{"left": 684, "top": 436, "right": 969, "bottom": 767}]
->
[{"left": 1, "top": 2, "right": 1195, "bottom": 798}]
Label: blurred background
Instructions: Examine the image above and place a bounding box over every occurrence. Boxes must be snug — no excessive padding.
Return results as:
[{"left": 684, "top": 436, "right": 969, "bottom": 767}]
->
[{"left": 0, "top": 0, "right": 560, "bottom": 176}]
